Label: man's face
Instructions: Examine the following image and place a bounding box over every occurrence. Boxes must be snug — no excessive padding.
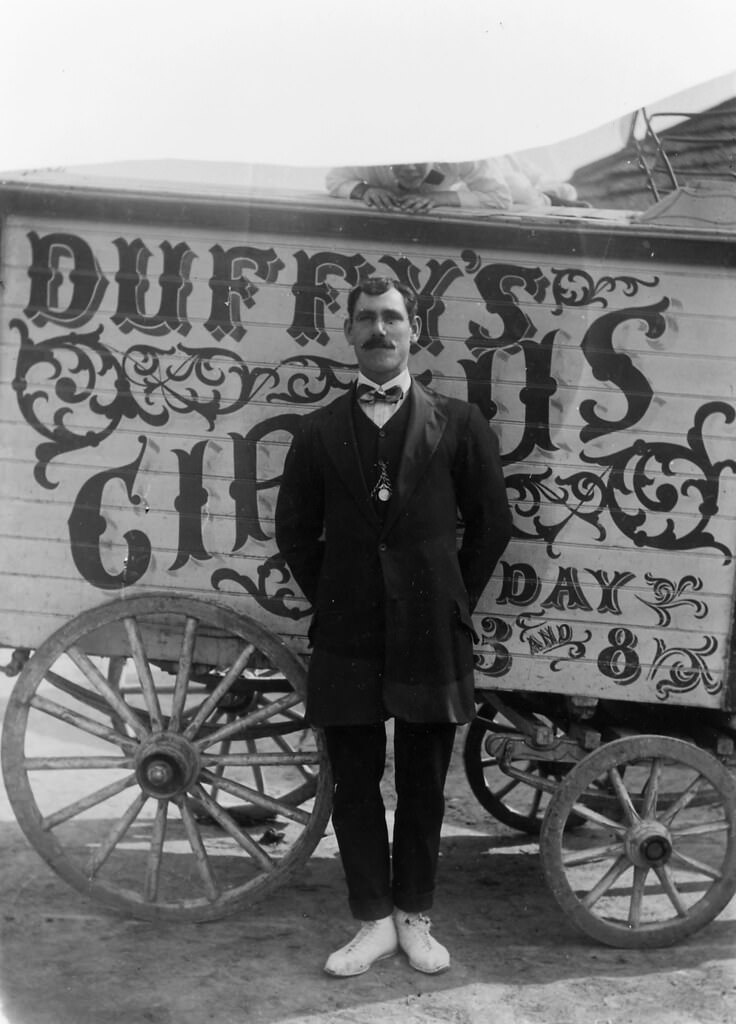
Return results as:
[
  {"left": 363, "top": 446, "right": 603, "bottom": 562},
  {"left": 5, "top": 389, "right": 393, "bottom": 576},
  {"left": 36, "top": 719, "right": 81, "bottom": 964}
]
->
[
  {"left": 344, "top": 287, "right": 419, "bottom": 385},
  {"left": 391, "top": 163, "right": 430, "bottom": 190}
]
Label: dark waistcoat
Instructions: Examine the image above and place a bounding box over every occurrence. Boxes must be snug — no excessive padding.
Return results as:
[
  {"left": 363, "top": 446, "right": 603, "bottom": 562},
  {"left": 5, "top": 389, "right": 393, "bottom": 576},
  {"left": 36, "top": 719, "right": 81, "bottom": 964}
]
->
[{"left": 351, "top": 395, "right": 412, "bottom": 522}]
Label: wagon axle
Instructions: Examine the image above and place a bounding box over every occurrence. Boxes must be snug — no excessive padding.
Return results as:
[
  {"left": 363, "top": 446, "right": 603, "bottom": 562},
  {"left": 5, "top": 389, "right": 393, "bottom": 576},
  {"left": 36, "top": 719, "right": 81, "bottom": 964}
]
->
[
  {"left": 625, "top": 821, "right": 673, "bottom": 869},
  {"left": 135, "top": 732, "right": 201, "bottom": 799}
]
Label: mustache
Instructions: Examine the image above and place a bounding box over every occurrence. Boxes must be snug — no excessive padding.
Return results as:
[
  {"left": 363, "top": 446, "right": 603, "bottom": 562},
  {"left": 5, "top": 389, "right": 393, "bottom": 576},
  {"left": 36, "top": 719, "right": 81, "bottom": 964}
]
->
[{"left": 362, "top": 338, "right": 395, "bottom": 350}]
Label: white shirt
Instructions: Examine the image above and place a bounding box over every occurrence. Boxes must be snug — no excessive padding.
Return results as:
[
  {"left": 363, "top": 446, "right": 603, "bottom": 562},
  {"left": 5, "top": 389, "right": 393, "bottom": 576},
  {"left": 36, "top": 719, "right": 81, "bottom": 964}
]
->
[
  {"left": 327, "top": 158, "right": 576, "bottom": 210},
  {"left": 356, "top": 370, "right": 412, "bottom": 428},
  {"left": 327, "top": 161, "right": 514, "bottom": 209}
]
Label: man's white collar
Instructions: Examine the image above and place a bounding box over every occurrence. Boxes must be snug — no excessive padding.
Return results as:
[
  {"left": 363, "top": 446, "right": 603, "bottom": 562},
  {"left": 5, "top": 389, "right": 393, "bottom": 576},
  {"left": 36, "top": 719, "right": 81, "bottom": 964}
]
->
[{"left": 357, "top": 370, "right": 411, "bottom": 394}]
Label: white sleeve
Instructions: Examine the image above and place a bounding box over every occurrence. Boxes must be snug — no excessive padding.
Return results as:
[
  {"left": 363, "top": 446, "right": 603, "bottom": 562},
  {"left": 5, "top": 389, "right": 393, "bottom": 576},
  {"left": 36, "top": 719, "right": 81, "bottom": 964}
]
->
[
  {"left": 453, "top": 160, "right": 513, "bottom": 209},
  {"left": 325, "top": 166, "right": 367, "bottom": 199}
]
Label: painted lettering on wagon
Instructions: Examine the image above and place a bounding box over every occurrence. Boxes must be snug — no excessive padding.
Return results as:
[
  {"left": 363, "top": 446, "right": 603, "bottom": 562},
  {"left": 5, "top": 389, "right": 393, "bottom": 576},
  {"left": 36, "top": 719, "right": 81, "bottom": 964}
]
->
[
  {"left": 11, "top": 230, "right": 736, "bottom": 699},
  {"left": 476, "top": 565, "right": 720, "bottom": 701}
]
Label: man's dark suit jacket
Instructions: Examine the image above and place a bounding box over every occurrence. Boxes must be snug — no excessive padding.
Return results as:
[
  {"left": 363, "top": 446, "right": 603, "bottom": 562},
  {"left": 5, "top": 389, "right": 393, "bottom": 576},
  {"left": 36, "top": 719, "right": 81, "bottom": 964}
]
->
[{"left": 275, "top": 380, "right": 512, "bottom": 726}]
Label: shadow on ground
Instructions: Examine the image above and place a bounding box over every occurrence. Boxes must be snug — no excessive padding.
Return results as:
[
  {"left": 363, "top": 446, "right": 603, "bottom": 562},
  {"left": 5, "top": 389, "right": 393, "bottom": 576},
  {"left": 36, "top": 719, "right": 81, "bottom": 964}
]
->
[{"left": 1, "top": 822, "right": 734, "bottom": 1024}]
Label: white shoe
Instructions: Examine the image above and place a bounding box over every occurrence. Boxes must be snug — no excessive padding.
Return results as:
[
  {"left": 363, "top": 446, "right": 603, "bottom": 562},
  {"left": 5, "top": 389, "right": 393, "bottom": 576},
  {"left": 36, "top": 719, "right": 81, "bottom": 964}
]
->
[
  {"left": 324, "top": 916, "right": 398, "bottom": 977},
  {"left": 394, "top": 911, "right": 450, "bottom": 974}
]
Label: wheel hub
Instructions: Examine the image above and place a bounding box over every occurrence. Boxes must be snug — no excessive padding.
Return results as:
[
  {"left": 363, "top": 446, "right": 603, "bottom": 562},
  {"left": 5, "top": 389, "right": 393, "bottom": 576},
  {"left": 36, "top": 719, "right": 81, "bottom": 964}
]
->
[
  {"left": 624, "top": 819, "right": 673, "bottom": 868},
  {"left": 134, "top": 732, "right": 201, "bottom": 798}
]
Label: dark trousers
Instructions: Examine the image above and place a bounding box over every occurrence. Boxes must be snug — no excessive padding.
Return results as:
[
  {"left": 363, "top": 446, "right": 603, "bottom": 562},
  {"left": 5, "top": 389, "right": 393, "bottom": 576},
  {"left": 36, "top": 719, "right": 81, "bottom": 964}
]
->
[{"left": 323, "top": 720, "right": 457, "bottom": 921}]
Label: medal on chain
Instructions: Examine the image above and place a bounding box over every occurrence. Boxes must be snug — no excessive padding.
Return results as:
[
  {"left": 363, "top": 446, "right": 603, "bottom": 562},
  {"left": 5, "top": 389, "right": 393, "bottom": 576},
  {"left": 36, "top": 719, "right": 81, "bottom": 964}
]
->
[{"left": 371, "top": 459, "right": 393, "bottom": 503}]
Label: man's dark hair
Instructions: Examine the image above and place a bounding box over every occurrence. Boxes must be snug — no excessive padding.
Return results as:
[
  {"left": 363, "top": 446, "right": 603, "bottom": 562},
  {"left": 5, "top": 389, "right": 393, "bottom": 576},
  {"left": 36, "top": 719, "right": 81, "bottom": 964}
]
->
[{"left": 346, "top": 277, "right": 418, "bottom": 321}]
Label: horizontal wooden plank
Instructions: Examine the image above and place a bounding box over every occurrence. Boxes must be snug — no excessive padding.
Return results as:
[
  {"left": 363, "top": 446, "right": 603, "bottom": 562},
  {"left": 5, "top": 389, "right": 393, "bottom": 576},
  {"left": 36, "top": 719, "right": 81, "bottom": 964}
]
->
[
  {"left": 0, "top": 575, "right": 307, "bottom": 654},
  {"left": 3, "top": 183, "right": 736, "bottom": 265}
]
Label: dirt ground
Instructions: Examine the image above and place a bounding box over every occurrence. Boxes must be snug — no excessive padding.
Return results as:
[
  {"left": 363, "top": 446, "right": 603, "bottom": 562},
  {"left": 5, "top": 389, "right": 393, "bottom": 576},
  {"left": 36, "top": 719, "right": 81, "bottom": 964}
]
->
[{"left": 0, "top": 704, "right": 734, "bottom": 1024}]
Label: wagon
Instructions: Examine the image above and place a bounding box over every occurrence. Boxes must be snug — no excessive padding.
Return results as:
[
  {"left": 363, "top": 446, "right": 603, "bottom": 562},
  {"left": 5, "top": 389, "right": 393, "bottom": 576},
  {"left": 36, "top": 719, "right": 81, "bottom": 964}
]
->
[{"left": 1, "top": 165, "right": 735, "bottom": 947}]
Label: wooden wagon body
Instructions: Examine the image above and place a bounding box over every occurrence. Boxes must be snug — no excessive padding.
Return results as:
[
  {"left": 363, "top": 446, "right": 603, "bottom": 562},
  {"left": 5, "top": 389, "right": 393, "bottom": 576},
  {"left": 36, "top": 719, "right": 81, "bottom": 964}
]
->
[{"left": 1, "top": 171, "right": 735, "bottom": 945}]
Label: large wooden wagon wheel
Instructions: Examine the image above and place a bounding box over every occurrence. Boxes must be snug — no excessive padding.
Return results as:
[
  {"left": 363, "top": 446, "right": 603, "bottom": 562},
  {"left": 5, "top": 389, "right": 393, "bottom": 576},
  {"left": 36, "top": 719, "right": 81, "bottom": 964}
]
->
[
  {"left": 540, "top": 735, "right": 736, "bottom": 947},
  {"left": 1, "top": 592, "right": 332, "bottom": 921}
]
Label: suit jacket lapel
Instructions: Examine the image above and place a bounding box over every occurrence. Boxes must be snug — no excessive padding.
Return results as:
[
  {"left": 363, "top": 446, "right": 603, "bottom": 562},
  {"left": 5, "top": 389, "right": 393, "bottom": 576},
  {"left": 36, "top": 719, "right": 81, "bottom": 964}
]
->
[{"left": 383, "top": 382, "right": 447, "bottom": 536}]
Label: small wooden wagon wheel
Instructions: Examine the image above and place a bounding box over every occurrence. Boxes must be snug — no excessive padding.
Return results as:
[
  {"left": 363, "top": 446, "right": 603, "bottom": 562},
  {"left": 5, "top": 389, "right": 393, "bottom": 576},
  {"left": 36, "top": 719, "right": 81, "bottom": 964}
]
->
[
  {"left": 463, "top": 704, "right": 570, "bottom": 834},
  {"left": 540, "top": 734, "right": 736, "bottom": 947},
  {"left": 1, "top": 592, "right": 332, "bottom": 921}
]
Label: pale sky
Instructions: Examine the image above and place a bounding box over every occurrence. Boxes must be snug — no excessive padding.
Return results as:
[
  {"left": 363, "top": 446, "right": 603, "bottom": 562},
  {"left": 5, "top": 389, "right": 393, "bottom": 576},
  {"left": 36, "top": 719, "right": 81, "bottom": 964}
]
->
[{"left": 2, "top": 0, "right": 736, "bottom": 173}]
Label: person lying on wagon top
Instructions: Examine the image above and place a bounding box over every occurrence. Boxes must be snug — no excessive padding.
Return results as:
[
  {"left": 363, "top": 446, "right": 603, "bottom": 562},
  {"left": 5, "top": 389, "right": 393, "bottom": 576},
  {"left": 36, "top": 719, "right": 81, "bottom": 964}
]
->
[
  {"left": 325, "top": 157, "right": 581, "bottom": 213},
  {"left": 275, "top": 275, "right": 512, "bottom": 977},
  {"left": 495, "top": 152, "right": 583, "bottom": 206}
]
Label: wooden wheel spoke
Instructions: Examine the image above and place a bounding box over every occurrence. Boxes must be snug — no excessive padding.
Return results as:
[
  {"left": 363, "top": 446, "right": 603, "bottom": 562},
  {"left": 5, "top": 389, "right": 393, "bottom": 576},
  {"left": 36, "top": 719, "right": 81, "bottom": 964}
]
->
[
  {"left": 250, "top": 699, "right": 309, "bottom": 739},
  {"left": 29, "top": 693, "right": 138, "bottom": 751},
  {"left": 669, "top": 849, "right": 723, "bottom": 882},
  {"left": 42, "top": 773, "right": 139, "bottom": 830},
  {"left": 493, "top": 777, "right": 521, "bottom": 800},
  {"left": 201, "top": 750, "right": 321, "bottom": 769},
  {"left": 123, "top": 617, "right": 164, "bottom": 732},
  {"left": 66, "top": 646, "right": 148, "bottom": 741},
  {"left": 274, "top": 706, "right": 303, "bottom": 724},
  {"left": 199, "top": 768, "right": 311, "bottom": 826},
  {"left": 256, "top": 696, "right": 301, "bottom": 719},
  {"left": 194, "top": 692, "right": 301, "bottom": 751},
  {"left": 642, "top": 758, "right": 662, "bottom": 819},
  {"left": 271, "top": 733, "right": 319, "bottom": 781},
  {"left": 208, "top": 731, "right": 233, "bottom": 801},
  {"left": 569, "top": 800, "right": 628, "bottom": 834},
  {"left": 86, "top": 790, "right": 149, "bottom": 877},
  {"left": 672, "top": 820, "right": 729, "bottom": 839},
  {"left": 581, "top": 854, "right": 632, "bottom": 909},
  {"left": 25, "top": 755, "right": 133, "bottom": 771},
  {"left": 660, "top": 775, "right": 703, "bottom": 826},
  {"left": 183, "top": 644, "right": 256, "bottom": 740},
  {"left": 271, "top": 778, "right": 318, "bottom": 807},
  {"left": 179, "top": 796, "right": 220, "bottom": 900},
  {"left": 628, "top": 865, "right": 648, "bottom": 927},
  {"left": 189, "top": 785, "right": 275, "bottom": 872},
  {"left": 107, "top": 657, "right": 126, "bottom": 688},
  {"left": 246, "top": 738, "right": 265, "bottom": 793},
  {"left": 654, "top": 864, "right": 689, "bottom": 917},
  {"left": 563, "top": 840, "right": 624, "bottom": 867},
  {"left": 608, "top": 766, "right": 639, "bottom": 825},
  {"left": 44, "top": 668, "right": 112, "bottom": 715},
  {"left": 169, "top": 617, "right": 198, "bottom": 733},
  {"left": 144, "top": 800, "right": 169, "bottom": 902}
]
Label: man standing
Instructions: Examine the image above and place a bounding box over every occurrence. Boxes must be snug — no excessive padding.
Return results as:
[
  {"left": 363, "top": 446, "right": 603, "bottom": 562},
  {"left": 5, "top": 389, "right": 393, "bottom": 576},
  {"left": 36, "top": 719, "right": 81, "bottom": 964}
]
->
[{"left": 275, "top": 277, "right": 512, "bottom": 977}]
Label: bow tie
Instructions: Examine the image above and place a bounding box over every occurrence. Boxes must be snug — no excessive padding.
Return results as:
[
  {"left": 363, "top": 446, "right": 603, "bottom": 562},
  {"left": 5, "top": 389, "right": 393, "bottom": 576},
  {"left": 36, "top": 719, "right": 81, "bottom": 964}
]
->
[{"left": 357, "top": 383, "right": 404, "bottom": 405}]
